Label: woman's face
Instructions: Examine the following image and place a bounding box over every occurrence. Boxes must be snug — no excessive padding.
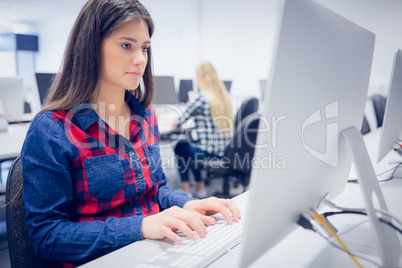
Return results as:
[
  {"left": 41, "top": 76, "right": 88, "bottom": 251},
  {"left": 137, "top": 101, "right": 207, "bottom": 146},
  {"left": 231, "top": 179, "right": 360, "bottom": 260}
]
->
[{"left": 98, "top": 20, "right": 151, "bottom": 94}]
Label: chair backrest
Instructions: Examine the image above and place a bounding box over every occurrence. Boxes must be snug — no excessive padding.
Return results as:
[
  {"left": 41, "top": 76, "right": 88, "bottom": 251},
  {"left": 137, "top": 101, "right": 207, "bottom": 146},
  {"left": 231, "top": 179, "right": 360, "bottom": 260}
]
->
[
  {"left": 372, "top": 94, "right": 387, "bottom": 128},
  {"left": 224, "top": 114, "right": 261, "bottom": 174},
  {"left": 6, "top": 157, "right": 57, "bottom": 268},
  {"left": 233, "top": 97, "right": 259, "bottom": 129}
]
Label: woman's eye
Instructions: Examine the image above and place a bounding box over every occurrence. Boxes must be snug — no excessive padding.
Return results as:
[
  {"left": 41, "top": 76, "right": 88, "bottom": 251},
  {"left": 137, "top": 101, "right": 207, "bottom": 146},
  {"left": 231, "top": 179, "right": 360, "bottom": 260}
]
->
[
  {"left": 142, "top": 47, "right": 149, "bottom": 52},
  {"left": 122, "top": 44, "right": 131, "bottom": 49}
]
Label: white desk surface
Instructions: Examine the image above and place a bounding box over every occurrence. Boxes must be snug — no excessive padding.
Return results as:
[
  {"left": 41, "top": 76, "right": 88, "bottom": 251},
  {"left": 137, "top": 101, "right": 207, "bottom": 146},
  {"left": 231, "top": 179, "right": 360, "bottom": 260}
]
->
[
  {"left": 0, "top": 123, "right": 29, "bottom": 161},
  {"left": 82, "top": 128, "right": 402, "bottom": 268}
]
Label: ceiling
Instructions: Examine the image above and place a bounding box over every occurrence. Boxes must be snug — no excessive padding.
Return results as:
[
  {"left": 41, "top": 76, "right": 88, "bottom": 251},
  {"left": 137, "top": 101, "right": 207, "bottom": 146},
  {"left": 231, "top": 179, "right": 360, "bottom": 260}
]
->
[{"left": 0, "top": 0, "right": 86, "bottom": 23}]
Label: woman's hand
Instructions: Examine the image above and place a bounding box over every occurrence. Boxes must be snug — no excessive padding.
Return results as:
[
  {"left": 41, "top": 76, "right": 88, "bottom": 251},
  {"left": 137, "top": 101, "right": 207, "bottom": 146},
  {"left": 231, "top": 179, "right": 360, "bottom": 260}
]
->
[
  {"left": 183, "top": 197, "right": 241, "bottom": 225},
  {"left": 141, "top": 206, "right": 212, "bottom": 242}
]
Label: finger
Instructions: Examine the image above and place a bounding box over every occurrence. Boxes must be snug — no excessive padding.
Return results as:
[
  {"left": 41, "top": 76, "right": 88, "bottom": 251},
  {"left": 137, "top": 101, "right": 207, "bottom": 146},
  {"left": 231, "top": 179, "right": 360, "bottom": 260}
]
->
[
  {"left": 174, "top": 220, "right": 199, "bottom": 241},
  {"left": 223, "top": 199, "right": 241, "bottom": 222},
  {"left": 205, "top": 201, "right": 233, "bottom": 225},
  {"left": 199, "top": 215, "right": 216, "bottom": 227},
  {"left": 181, "top": 211, "right": 207, "bottom": 238},
  {"left": 192, "top": 198, "right": 233, "bottom": 225},
  {"left": 169, "top": 206, "right": 207, "bottom": 238},
  {"left": 162, "top": 227, "right": 181, "bottom": 242}
]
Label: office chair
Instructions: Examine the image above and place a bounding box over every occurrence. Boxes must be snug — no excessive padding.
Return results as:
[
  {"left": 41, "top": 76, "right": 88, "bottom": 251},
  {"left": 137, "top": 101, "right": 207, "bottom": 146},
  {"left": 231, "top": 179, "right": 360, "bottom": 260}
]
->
[
  {"left": 6, "top": 156, "right": 59, "bottom": 268},
  {"left": 193, "top": 114, "right": 261, "bottom": 198},
  {"left": 361, "top": 115, "right": 371, "bottom": 135},
  {"left": 233, "top": 97, "right": 259, "bottom": 129},
  {"left": 372, "top": 94, "right": 387, "bottom": 128}
]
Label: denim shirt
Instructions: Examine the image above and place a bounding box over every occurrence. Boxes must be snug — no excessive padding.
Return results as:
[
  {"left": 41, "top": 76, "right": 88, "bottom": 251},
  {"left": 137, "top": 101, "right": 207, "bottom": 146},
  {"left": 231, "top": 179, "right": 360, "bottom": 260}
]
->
[{"left": 21, "top": 91, "right": 192, "bottom": 265}]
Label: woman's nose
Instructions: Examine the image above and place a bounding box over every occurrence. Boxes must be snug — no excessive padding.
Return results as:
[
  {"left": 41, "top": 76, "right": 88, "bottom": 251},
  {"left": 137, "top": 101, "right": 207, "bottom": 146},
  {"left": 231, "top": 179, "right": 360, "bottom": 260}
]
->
[{"left": 132, "top": 50, "right": 146, "bottom": 66}]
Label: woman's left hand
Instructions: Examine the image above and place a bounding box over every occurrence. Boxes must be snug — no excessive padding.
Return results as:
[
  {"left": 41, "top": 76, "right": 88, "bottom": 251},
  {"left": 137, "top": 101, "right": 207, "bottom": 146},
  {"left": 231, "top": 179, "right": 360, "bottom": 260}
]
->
[{"left": 183, "top": 197, "right": 241, "bottom": 226}]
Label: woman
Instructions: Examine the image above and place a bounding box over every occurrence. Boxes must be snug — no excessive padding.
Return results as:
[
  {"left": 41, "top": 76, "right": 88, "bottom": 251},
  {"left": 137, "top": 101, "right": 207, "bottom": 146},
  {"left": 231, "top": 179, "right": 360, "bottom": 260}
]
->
[
  {"left": 21, "top": 1, "right": 240, "bottom": 266},
  {"left": 174, "top": 61, "right": 233, "bottom": 198}
]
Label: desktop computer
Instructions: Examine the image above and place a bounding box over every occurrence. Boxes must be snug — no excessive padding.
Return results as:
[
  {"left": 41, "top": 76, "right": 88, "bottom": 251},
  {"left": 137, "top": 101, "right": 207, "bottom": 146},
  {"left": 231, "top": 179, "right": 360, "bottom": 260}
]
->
[
  {"left": 0, "top": 77, "right": 24, "bottom": 122},
  {"left": 377, "top": 48, "right": 402, "bottom": 163},
  {"left": 240, "top": 0, "right": 399, "bottom": 267}
]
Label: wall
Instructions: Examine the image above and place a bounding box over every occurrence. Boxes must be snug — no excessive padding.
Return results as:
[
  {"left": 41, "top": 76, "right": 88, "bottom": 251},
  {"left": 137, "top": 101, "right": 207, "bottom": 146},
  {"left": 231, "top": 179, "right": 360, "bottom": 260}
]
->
[
  {"left": 35, "top": 17, "right": 77, "bottom": 73},
  {"left": 199, "top": 0, "right": 280, "bottom": 100},
  {"left": 34, "top": 0, "right": 201, "bottom": 90},
  {"left": 316, "top": 0, "right": 402, "bottom": 95},
  {"left": 1, "top": 0, "right": 402, "bottom": 99}
]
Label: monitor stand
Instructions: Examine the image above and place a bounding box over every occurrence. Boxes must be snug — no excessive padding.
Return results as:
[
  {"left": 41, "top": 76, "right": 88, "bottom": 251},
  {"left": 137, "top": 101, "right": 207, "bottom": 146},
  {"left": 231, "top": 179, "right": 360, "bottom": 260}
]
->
[{"left": 342, "top": 126, "right": 401, "bottom": 268}]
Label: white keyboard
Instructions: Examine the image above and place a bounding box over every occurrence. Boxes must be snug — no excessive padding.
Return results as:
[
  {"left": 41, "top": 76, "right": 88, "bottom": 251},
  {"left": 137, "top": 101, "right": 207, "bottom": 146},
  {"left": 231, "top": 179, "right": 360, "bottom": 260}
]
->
[{"left": 135, "top": 217, "right": 245, "bottom": 268}]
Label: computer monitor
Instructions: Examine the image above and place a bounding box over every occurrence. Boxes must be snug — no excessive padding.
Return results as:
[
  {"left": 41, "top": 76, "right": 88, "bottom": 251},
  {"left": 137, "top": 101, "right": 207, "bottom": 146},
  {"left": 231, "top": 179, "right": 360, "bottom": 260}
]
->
[
  {"left": 35, "top": 73, "right": 56, "bottom": 105},
  {"left": 259, "top": 79, "right": 267, "bottom": 100},
  {"left": 223, "top": 80, "right": 232, "bottom": 93},
  {"left": 377, "top": 49, "right": 402, "bottom": 163},
  {"left": 239, "top": 0, "right": 383, "bottom": 266},
  {"left": 153, "top": 76, "right": 178, "bottom": 105},
  {"left": 178, "top": 79, "right": 193, "bottom": 103},
  {"left": 0, "top": 77, "right": 24, "bottom": 122}
]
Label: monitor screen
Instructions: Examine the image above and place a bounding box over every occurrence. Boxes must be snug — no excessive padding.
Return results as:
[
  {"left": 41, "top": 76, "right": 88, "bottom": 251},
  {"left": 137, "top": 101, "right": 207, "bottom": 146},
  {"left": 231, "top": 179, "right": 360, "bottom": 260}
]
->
[
  {"left": 377, "top": 49, "right": 402, "bottom": 163},
  {"left": 223, "top": 80, "right": 232, "bottom": 93},
  {"left": 0, "top": 77, "right": 24, "bottom": 121},
  {"left": 178, "top": 79, "right": 193, "bottom": 103},
  {"left": 153, "top": 76, "right": 178, "bottom": 105},
  {"left": 35, "top": 73, "right": 56, "bottom": 105},
  {"left": 239, "top": 0, "right": 375, "bottom": 266}
]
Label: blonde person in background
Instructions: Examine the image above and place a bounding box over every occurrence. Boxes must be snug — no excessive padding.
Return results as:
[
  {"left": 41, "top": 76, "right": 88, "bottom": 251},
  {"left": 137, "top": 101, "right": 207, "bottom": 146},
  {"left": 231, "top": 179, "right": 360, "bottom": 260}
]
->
[{"left": 173, "top": 61, "right": 233, "bottom": 198}]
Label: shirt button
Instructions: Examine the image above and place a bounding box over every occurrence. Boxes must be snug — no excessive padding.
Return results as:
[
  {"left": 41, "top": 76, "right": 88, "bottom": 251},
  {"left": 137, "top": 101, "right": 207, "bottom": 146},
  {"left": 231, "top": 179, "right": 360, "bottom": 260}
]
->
[
  {"left": 137, "top": 174, "right": 142, "bottom": 179},
  {"left": 129, "top": 151, "right": 135, "bottom": 157},
  {"left": 135, "top": 196, "right": 139, "bottom": 200}
]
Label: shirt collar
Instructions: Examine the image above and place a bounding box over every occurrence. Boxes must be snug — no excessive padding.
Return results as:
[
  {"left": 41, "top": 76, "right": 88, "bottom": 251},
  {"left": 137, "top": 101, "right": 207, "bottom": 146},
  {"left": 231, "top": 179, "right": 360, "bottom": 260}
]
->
[{"left": 73, "top": 90, "right": 147, "bottom": 131}]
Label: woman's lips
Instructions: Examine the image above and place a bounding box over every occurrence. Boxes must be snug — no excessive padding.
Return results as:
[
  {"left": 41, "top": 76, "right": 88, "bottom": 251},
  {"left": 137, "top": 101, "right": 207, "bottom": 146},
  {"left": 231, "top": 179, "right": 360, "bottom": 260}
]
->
[{"left": 126, "top": 71, "right": 142, "bottom": 77}]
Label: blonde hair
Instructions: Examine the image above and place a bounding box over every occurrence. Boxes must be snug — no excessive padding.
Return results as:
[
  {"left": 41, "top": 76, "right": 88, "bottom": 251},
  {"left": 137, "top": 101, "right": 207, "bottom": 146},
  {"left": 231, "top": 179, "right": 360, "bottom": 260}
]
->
[{"left": 196, "top": 61, "right": 233, "bottom": 137}]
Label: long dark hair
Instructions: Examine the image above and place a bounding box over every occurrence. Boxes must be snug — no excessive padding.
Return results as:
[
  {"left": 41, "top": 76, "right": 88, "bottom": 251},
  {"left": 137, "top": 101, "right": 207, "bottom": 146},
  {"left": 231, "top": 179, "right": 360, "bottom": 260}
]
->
[{"left": 41, "top": 0, "right": 154, "bottom": 112}]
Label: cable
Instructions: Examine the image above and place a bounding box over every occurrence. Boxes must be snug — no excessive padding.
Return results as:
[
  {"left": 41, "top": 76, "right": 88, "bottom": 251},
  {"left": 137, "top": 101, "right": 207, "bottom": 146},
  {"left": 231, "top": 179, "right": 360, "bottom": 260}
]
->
[
  {"left": 334, "top": 219, "right": 370, "bottom": 237},
  {"left": 0, "top": 113, "right": 29, "bottom": 126},
  {"left": 323, "top": 211, "right": 402, "bottom": 235},
  {"left": 315, "top": 230, "right": 381, "bottom": 268},
  {"left": 385, "top": 161, "right": 402, "bottom": 181},
  {"left": 347, "top": 161, "right": 402, "bottom": 183},
  {"left": 377, "top": 161, "right": 402, "bottom": 181},
  {"left": 311, "top": 212, "right": 364, "bottom": 268},
  {"left": 298, "top": 209, "right": 402, "bottom": 267},
  {"left": 297, "top": 214, "right": 382, "bottom": 267},
  {"left": 323, "top": 199, "right": 402, "bottom": 229}
]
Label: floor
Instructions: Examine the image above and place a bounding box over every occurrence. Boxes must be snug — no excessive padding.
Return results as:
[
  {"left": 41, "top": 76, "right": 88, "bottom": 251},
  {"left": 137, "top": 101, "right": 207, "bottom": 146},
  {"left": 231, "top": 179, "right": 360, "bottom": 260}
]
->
[{"left": 0, "top": 140, "right": 246, "bottom": 267}]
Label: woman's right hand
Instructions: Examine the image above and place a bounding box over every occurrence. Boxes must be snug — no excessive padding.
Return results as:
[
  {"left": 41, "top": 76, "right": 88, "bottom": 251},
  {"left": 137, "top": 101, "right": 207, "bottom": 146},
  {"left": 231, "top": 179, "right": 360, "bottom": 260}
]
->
[{"left": 141, "top": 206, "right": 211, "bottom": 242}]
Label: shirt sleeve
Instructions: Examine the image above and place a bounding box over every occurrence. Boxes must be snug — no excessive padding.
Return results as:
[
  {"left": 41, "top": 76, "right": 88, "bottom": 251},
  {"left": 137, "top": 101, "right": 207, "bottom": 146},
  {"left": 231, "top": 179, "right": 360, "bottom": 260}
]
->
[
  {"left": 175, "top": 94, "right": 204, "bottom": 127},
  {"left": 157, "top": 173, "right": 195, "bottom": 209},
  {"left": 146, "top": 108, "right": 195, "bottom": 209},
  {"left": 21, "top": 114, "right": 145, "bottom": 263}
]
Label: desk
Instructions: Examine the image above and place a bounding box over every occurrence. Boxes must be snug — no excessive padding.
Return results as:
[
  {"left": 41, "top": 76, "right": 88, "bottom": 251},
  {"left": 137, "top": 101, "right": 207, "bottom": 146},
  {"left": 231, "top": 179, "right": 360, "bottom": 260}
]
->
[
  {"left": 81, "top": 179, "right": 402, "bottom": 268},
  {"left": 0, "top": 124, "right": 29, "bottom": 192},
  {"left": 82, "top": 128, "right": 402, "bottom": 268}
]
